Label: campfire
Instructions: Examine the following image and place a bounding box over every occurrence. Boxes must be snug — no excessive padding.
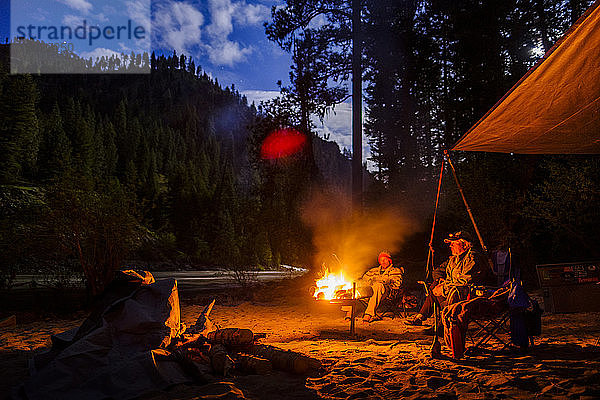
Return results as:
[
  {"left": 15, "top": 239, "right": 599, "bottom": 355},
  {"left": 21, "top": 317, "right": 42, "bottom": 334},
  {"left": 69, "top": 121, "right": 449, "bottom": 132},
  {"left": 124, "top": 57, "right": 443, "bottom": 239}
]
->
[
  {"left": 312, "top": 266, "right": 365, "bottom": 335},
  {"left": 313, "top": 269, "right": 360, "bottom": 301}
]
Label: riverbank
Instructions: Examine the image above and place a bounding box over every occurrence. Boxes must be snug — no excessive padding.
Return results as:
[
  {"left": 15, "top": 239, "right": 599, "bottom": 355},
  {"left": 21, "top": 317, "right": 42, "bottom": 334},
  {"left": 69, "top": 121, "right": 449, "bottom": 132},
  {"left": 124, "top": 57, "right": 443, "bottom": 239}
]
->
[
  {"left": 1, "top": 268, "right": 308, "bottom": 321},
  {"left": 2, "top": 274, "right": 600, "bottom": 399}
]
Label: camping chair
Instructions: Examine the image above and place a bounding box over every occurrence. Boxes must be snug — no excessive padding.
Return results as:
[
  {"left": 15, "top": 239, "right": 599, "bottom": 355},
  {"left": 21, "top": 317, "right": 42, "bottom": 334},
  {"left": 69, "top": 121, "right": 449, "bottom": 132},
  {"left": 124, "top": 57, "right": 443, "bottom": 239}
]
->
[
  {"left": 491, "top": 248, "right": 520, "bottom": 287},
  {"left": 465, "top": 249, "right": 525, "bottom": 354},
  {"left": 463, "top": 286, "right": 511, "bottom": 355},
  {"left": 467, "top": 312, "right": 511, "bottom": 353},
  {"left": 377, "top": 287, "right": 419, "bottom": 318},
  {"left": 442, "top": 285, "right": 511, "bottom": 358},
  {"left": 376, "top": 288, "right": 404, "bottom": 318},
  {"left": 356, "top": 287, "right": 411, "bottom": 319},
  {"left": 463, "top": 277, "right": 538, "bottom": 356}
]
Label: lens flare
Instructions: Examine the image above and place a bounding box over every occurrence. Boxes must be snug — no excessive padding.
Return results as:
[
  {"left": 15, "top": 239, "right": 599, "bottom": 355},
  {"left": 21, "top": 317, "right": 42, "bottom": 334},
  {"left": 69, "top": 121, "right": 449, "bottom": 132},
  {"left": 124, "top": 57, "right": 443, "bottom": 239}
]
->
[{"left": 260, "top": 128, "right": 307, "bottom": 160}]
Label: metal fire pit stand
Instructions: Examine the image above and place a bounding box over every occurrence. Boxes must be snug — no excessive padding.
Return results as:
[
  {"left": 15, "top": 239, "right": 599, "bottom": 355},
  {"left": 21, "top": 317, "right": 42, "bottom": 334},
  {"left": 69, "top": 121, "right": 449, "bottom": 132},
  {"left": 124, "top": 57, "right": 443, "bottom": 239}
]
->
[{"left": 329, "top": 282, "right": 367, "bottom": 335}]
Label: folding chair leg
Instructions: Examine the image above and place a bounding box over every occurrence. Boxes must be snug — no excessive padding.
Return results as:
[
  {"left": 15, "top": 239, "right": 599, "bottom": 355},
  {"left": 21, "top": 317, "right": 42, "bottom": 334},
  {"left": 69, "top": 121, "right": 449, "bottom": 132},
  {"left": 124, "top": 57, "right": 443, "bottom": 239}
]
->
[{"left": 467, "top": 312, "right": 511, "bottom": 354}]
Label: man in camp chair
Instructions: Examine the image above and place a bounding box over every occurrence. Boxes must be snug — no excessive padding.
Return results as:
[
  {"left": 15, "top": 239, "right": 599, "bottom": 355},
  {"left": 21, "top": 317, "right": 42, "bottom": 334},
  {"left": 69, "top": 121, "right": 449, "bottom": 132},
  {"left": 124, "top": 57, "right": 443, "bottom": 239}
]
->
[
  {"left": 357, "top": 252, "right": 404, "bottom": 323},
  {"left": 405, "top": 231, "right": 491, "bottom": 328}
]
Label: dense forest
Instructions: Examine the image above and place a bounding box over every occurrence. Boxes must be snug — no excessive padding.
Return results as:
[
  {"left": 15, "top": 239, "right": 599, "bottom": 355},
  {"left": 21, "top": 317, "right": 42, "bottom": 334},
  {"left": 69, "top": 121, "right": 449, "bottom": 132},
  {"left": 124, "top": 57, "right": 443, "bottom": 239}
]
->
[
  {"left": 266, "top": 0, "right": 600, "bottom": 283},
  {"left": 1, "top": 0, "right": 600, "bottom": 295},
  {"left": 0, "top": 44, "right": 353, "bottom": 295}
]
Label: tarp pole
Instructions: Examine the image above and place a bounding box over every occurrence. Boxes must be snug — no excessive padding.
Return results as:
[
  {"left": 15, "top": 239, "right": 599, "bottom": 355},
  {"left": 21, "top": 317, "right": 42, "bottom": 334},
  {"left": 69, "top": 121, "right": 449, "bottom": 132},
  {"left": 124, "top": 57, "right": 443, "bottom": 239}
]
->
[
  {"left": 444, "top": 150, "right": 494, "bottom": 271},
  {"left": 425, "top": 160, "right": 445, "bottom": 358},
  {"left": 425, "top": 159, "right": 445, "bottom": 281}
]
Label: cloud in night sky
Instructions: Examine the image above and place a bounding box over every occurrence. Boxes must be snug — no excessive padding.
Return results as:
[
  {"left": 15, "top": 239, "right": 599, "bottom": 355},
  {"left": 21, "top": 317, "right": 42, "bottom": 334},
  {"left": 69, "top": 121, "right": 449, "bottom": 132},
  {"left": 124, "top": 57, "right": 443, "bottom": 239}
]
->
[
  {"left": 58, "top": 0, "right": 94, "bottom": 14},
  {"left": 153, "top": 1, "right": 205, "bottom": 56},
  {"left": 153, "top": 0, "right": 269, "bottom": 67},
  {"left": 80, "top": 47, "right": 122, "bottom": 61}
]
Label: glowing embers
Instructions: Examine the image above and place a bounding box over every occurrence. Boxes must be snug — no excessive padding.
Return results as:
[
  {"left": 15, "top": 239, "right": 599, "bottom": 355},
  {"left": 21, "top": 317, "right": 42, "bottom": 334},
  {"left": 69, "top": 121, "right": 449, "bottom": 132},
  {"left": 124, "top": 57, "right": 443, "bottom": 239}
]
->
[
  {"left": 260, "top": 128, "right": 307, "bottom": 160},
  {"left": 313, "top": 270, "right": 358, "bottom": 301}
]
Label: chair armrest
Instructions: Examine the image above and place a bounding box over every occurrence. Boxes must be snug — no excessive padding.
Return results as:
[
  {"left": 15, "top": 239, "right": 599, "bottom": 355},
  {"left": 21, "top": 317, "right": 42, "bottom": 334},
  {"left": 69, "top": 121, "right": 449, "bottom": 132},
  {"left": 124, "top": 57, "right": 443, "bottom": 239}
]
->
[{"left": 470, "top": 285, "right": 500, "bottom": 298}]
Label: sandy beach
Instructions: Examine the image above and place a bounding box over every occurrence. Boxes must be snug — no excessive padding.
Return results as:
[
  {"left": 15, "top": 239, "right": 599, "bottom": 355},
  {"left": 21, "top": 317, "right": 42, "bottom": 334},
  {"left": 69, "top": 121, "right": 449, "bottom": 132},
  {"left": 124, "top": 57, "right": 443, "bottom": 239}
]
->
[{"left": 2, "top": 276, "right": 600, "bottom": 399}]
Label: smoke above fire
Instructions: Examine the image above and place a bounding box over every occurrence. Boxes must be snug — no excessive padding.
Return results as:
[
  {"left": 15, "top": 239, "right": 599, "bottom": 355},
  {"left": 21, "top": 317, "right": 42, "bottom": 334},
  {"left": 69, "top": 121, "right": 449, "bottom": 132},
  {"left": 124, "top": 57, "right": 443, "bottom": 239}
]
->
[{"left": 301, "top": 190, "right": 416, "bottom": 280}]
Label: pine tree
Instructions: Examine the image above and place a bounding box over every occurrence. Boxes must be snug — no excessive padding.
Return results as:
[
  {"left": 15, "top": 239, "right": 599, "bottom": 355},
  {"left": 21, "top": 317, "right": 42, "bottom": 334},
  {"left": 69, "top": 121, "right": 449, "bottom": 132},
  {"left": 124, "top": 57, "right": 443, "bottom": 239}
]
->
[
  {"left": 63, "top": 99, "right": 94, "bottom": 177},
  {"left": 38, "top": 103, "right": 72, "bottom": 181},
  {"left": 93, "top": 116, "right": 107, "bottom": 179},
  {"left": 114, "top": 99, "right": 128, "bottom": 176},
  {"left": 212, "top": 209, "right": 240, "bottom": 266},
  {"left": 103, "top": 120, "right": 118, "bottom": 177},
  {"left": 0, "top": 75, "right": 40, "bottom": 182},
  {"left": 255, "top": 230, "right": 273, "bottom": 268},
  {"left": 124, "top": 159, "right": 138, "bottom": 192}
]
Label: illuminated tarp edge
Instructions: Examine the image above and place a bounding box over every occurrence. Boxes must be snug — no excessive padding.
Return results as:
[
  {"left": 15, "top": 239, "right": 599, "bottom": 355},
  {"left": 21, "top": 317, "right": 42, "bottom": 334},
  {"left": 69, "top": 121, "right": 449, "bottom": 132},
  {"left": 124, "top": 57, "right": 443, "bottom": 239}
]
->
[{"left": 452, "top": 0, "right": 600, "bottom": 154}]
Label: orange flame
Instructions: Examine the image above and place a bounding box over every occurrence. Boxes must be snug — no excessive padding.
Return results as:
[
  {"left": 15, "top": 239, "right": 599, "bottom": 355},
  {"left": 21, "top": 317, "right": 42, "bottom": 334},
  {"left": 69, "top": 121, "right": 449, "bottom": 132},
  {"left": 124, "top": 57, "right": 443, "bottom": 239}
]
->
[{"left": 313, "top": 270, "right": 357, "bottom": 300}]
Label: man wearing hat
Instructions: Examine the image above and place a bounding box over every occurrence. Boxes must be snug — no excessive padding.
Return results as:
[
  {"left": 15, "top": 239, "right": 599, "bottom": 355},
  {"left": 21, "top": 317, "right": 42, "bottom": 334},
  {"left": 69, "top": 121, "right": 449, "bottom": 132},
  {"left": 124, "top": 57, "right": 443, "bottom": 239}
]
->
[
  {"left": 358, "top": 251, "right": 404, "bottom": 323},
  {"left": 405, "top": 231, "right": 490, "bottom": 327}
]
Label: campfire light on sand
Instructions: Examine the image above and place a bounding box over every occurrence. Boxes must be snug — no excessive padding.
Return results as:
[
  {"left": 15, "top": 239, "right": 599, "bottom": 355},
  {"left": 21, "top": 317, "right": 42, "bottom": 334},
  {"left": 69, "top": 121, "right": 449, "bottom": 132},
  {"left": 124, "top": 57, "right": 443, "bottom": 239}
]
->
[{"left": 313, "top": 270, "right": 358, "bottom": 300}]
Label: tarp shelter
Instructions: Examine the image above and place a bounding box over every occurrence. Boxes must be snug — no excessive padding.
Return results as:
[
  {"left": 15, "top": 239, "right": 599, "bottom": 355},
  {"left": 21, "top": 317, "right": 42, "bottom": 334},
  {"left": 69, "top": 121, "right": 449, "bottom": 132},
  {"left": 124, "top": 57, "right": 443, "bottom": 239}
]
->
[
  {"left": 15, "top": 271, "right": 190, "bottom": 400},
  {"left": 453, "top": 0, "right": 600, "bottom": 154}
]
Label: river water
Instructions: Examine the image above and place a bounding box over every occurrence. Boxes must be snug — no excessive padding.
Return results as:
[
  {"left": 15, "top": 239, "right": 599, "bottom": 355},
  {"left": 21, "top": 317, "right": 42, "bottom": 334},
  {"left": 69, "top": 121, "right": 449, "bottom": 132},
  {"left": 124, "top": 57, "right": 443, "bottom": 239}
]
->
[
  {"left": 152, "top": 269, "right": 307, "bottom": 292},
  {"left": 11, "top": 268, "right": 308, "bottom": 293}
]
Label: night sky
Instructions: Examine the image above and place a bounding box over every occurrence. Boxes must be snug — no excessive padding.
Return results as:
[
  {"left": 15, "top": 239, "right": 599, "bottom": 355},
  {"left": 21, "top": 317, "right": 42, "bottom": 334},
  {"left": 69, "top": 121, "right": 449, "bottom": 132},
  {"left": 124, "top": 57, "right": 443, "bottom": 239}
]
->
[{"left": 0, "top": 0, "right": 367, "bottom": 162}]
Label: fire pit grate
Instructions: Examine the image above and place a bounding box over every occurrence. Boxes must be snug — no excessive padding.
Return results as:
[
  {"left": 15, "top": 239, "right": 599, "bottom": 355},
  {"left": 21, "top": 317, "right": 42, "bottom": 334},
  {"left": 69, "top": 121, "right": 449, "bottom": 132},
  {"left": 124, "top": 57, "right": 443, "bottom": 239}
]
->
[{"left": 315, "top": 282, "right": 367, "bottom": 335}]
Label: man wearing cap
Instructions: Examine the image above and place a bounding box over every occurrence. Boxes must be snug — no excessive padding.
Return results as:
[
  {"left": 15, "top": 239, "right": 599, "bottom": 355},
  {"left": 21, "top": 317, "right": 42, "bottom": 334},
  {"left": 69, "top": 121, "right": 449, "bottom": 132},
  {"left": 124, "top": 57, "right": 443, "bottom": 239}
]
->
[
  {"left": 405, "top": 231, "right": 490, "bottom": 327},
  {"left": 358, "top": 252, "right": 404, "bottom": 323}
]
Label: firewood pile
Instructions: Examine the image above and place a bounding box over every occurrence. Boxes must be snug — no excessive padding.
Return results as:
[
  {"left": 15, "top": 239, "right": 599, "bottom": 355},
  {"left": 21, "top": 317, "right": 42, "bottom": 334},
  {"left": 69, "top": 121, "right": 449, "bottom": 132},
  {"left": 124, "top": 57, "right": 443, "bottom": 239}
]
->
[{"left": 170, "top": 300, "right": 322, "bottom": 378}]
